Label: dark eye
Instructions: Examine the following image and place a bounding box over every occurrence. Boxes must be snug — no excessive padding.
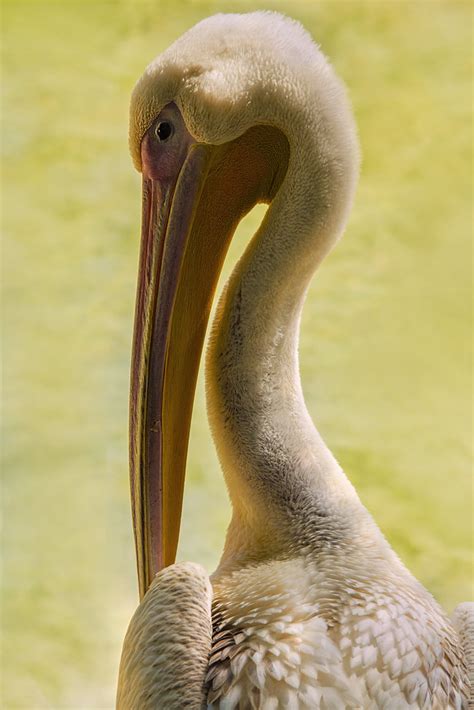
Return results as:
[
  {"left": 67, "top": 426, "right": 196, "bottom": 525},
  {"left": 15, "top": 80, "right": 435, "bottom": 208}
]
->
[{"left": 155, "top": 121, "right": 174, "bottom": 142}]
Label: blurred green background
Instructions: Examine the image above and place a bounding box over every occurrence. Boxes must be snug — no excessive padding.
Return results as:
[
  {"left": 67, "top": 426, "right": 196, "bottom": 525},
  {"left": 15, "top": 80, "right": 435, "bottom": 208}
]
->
[{"left": 2, "top": 0, "right": 472, "bottom": 707}]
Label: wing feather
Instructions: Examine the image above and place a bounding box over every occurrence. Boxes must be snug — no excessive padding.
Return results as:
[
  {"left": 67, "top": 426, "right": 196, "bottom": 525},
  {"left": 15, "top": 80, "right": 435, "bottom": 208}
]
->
[
  {"left": 451, "top": 601, "right": 474, "bottom": 707},
  {"left": 117, "top": 562, "right": 212, "bottom": 709}
]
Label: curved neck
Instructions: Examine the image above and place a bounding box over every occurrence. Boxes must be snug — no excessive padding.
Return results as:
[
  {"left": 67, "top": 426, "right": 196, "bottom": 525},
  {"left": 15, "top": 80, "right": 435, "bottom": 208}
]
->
[{"left": 206, "top": 122, "right": 367, "bottom": 565}]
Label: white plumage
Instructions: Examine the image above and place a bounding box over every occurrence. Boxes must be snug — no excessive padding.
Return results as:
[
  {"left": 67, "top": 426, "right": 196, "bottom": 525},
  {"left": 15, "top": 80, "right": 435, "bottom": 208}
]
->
[{"left": 118, "top": 11, "right": 472, "bottom": 709}]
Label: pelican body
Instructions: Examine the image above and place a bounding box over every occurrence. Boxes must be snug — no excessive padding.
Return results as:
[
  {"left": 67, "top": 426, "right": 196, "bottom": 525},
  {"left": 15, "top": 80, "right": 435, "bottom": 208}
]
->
[{"left": 117, "top": 12, "right": 471, "bottom": 709}]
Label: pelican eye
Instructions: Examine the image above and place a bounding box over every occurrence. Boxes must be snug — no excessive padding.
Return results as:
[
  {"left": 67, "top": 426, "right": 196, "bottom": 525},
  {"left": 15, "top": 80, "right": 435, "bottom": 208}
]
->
[{"left": 155, "top": 121, "right": 174, "bottom": 142}]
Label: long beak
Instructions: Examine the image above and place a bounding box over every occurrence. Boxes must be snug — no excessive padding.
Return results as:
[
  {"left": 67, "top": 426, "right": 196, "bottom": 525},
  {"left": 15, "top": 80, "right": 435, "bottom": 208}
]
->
[{"left": 129, "top": 143, "right": 216, "bottom": 599}]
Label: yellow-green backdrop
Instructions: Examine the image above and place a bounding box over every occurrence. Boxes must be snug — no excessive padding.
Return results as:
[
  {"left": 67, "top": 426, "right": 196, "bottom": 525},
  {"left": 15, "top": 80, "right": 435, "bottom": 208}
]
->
[{"left": 3, "top": 0, "right": 472, "bottom": 707}]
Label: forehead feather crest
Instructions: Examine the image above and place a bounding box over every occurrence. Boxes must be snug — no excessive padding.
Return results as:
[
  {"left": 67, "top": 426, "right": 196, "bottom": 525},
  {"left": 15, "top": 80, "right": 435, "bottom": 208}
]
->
[{"left": 129, "top": 11, "right": 349, "bottom": 171}]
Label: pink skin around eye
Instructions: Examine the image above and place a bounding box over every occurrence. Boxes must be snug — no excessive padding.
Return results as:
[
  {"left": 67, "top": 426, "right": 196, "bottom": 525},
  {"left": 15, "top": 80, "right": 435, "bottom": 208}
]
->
[{"left": 140, "top": 103, "right": 196, "bottom": 185}]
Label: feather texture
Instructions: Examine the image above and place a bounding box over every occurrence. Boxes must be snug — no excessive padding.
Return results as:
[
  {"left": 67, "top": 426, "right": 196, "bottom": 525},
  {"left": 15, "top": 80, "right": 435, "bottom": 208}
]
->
[
  {"left": 206, "top": 557, "right": 469, "bottom": 708},
  {"left": 117, "top": 563, "right": 212, "bottom": 709}
]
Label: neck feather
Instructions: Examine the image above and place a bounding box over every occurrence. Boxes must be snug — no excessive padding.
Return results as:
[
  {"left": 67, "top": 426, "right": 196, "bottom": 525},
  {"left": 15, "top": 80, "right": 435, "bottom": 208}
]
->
[{"left": 206, "top": 113, "right": 371, "bottom": 563}]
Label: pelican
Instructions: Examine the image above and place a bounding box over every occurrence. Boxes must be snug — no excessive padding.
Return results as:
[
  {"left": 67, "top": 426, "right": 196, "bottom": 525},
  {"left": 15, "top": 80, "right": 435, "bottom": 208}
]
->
[{"left": 117, "top": 11, "right": 472, "bottom": 709}]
